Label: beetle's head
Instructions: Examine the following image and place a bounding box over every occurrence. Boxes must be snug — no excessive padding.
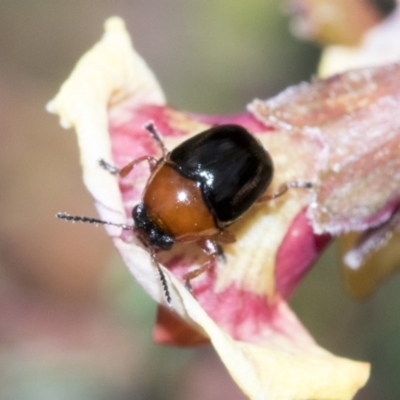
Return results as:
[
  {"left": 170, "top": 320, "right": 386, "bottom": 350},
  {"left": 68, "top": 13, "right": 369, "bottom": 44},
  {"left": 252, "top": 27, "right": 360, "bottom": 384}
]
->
[{"left": 132, "top": 203, "right": 174, "bottom": 251}]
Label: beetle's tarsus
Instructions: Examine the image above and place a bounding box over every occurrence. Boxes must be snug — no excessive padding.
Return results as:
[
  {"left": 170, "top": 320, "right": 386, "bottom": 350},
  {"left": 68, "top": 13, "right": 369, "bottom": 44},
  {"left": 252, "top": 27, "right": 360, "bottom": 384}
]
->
[
  {"left": 184, "top": 279, "right": 194, "bottom": 296},
  {"left": 216, "top": 244, "right": 226, "bottom": 262},
  {"left": 99, "top": 159, "right": 119, "bottom": 175}
]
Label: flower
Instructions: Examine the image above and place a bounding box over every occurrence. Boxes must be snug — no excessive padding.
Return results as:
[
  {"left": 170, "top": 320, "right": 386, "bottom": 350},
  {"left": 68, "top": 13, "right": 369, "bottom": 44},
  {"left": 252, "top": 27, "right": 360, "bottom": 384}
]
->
[{"left": 45, "top": 17, "right": 400, "bottom": 399}]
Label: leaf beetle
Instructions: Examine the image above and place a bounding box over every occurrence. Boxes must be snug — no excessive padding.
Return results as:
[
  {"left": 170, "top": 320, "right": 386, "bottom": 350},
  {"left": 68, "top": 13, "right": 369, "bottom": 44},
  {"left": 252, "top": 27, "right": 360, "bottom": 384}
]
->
[{"left": 58, "top": 122, "right": 311, "bottom": 305}]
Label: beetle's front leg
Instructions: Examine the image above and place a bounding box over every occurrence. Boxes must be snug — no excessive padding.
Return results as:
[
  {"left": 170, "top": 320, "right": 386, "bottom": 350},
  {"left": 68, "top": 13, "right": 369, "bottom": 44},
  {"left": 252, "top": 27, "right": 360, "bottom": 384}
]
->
[{"left": 99, "top": 156, "right": 158, "bottom": 178}]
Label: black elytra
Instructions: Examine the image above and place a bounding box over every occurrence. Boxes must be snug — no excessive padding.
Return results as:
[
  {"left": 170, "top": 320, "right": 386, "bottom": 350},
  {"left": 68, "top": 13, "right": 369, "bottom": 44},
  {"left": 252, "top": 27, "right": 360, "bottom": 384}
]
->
[{"left": 168, "top": 124, "right": 274, "bottom": 226}]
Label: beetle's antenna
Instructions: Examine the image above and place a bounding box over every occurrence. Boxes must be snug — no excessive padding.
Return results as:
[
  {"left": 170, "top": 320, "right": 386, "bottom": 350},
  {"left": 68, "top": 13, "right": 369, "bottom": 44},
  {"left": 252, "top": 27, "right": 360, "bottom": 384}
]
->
[
  {"left": 56, "top": 212, "right": 133, "bottom": 230},
  {"left": 150, "top": 251, "right": 172, "bottom": 307},
  {"left": 57, "top": 212, "right": 172, "bottom": 305},
  {"left": 143, "top": 121, "right": 169, "bottom": 158}
]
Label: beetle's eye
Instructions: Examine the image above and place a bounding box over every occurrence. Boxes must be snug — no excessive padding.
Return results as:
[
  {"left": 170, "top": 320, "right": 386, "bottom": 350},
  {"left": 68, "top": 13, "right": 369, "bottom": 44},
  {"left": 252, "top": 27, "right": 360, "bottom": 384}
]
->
[{"left": 159, "top": 235, "right": 174, "bottom": 250}]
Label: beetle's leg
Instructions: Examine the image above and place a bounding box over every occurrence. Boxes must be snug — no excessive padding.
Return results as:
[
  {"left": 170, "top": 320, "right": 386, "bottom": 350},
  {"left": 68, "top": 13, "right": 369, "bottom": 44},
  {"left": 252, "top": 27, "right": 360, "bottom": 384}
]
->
[
  {"left": 119, "top": 156, "right": 159, "bottom": 177},
  {"left": 144, "top": 121, "right": 169, "bottom": 158},
  {"left": 150, "top": 250, "right": 172, "bottom": 307},
  {"left": 216, "top": 229, "right": 236, "bottom": 244},
  {"left": 257, "top": 181, "right": 313, "bottom": 202},
  {"left": 56, "top": 212, "right": 134, "bottom": 230},
  {"left": 99, "top": 122, "right": 165, "bottom": 178},
  {"left": 183, "top": 239, "right": 220, "bottom": 292},
  {"left": 216, "top": 244, "right": 226, "bottom": 262},
  {"left": 99, "top": 156, "right": 158, "bottom": 178}
]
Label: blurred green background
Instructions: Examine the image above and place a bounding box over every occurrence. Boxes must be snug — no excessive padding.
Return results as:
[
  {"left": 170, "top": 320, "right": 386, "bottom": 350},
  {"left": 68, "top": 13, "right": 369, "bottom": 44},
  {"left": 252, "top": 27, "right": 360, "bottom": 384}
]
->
[{"left": 0, "top": 1, "right": 398, "bottom": 399}]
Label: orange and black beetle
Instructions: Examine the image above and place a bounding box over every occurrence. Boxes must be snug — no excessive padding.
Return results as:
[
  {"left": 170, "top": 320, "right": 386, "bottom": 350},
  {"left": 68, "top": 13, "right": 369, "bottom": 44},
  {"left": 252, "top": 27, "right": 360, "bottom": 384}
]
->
[{"left": 58, "top": 123, "right": 310, "bottom": 304}]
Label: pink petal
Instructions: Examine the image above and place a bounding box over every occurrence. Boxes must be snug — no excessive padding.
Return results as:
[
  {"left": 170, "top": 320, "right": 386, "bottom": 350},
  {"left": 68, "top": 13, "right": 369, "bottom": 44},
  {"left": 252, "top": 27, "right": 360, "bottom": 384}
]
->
[{"left": 250, "top": 63, "right": 400, "bottom": 233}]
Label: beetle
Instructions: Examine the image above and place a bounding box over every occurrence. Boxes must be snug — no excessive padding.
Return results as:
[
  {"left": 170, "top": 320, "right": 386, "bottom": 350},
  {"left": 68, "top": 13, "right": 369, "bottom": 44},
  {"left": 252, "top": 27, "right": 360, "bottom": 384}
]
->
[{"left": 57, "top": 122, "right": 311, "bottom": 305}]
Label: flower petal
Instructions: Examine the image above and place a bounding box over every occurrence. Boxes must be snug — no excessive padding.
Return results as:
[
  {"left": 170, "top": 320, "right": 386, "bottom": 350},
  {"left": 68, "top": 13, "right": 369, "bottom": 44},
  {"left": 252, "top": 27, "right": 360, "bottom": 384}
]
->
[
  {"left": 48, "top": 17, "right": 370, "bottom": 399},
  {"left": 249, "top": 63, "right": 400, "bottom": 234},
  {"left": 250, "top": 60, "right": 400, "bottom": 300},
  {"left": 47, "top": 17, "right": 165, "bottom": 227},
  {"left": 314, "top": 5, "right": 400, "bottom": 297}
]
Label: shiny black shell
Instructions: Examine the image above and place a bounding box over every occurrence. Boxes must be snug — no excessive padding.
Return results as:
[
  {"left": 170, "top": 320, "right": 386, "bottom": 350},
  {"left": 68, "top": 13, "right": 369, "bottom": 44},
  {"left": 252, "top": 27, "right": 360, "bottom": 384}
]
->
[{"left": 168, "top": 124, "right": 273, "bottom": 226}]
